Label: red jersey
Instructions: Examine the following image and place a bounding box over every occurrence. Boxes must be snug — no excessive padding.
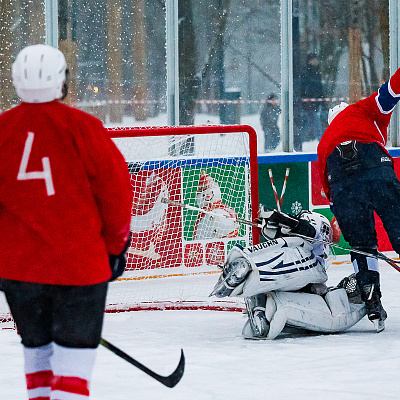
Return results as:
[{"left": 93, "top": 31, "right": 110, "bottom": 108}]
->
[
  {"left": 0, "top": 101, "right": 133, "bottom": 285},
  {"left": 317, "top": 68, "right": 400, "bottom": 200}
]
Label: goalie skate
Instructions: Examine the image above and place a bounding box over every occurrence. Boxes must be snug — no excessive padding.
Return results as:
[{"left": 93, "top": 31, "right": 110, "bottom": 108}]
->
[
  {"left": 244, "top": 295, "right": 269, "bottom": 338},
  {"left": 209, "top": 257, "right": 251, "bottom": 298}
]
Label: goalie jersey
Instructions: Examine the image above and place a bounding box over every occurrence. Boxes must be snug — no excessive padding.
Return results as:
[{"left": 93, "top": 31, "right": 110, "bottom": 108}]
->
[{"left": 227, "top": 236, "right": 328, "bottom": 298}]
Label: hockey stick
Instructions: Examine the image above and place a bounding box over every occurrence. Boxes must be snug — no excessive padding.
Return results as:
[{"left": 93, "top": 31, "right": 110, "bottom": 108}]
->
[
  {"left": 162, "top": 197, "right": 400, "bottom": 271},
  {"left": 268, "top": 169, "right": 281, "bottom": 211},
  {"left": 161, "top": 198, "right": 259, "bottom": 227},
  {"left": 286, "top": 232, "right": 400, "bottom": 272},
  {"left": 100, "top": 338, "right": 185, "bottom": 388},
  {"left": 279, "top": 168, "right": 290, "bottom": 208}
]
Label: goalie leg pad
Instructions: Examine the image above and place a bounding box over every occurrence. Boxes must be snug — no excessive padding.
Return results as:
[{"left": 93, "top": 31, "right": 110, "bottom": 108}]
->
[
  {"left": 209, "top": 256, "right": 251, "bottom": 298},
  {"left": 242, "top": 293, "right": 287, "bottom": 340},
  {"left": 244, "top": 294, "right": 269, "bottom": 338},
  {"left": 324, "top": 288, "right": 366, "bottom": 330},
  {"left": 271, "top": 289, "right": 366, "bottom": 333}
]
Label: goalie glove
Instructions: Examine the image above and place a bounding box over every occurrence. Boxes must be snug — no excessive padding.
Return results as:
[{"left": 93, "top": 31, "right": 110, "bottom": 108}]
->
[
  {"left": 258, "top": 208, "right": 299, "bottom": 239},
  {"left": 109, "top": 232, "right": 132, "bottom": 281}
]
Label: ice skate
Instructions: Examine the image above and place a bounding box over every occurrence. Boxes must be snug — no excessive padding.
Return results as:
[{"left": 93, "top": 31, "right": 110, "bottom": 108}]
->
[
  {"left": 362, "top": 285, "right": 387, "bottom": 333},
  {"left": 209, "top": 257, "right": 251, "bottom": 298},
  {"left": 244, "top": 294, "right": 269, "bottom": 338}
]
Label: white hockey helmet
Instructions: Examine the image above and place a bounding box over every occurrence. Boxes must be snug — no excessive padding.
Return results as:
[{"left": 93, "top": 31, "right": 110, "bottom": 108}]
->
[
  {"left": 195, "top": 171, "right": 222, "bottom": 208},
  {"left": 328, "top": 102, "right": 349, "bottom": 125},
  {"left": 12, "top": 44, "right": 67, "bottom": 103},
  {"left": 299, "top": 211, "right": 332, "bottom": 259}
]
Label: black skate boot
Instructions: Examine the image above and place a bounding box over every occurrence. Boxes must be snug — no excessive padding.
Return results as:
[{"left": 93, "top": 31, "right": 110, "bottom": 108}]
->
[
  {"left": 209, "top": 257, "right": 251, "bottom": 298},
  {"left": 244, "top": 294, "right": 269, "bottom": 338},
  {"left": 362, "top": 284, "right": 387, "bottom": 333}
]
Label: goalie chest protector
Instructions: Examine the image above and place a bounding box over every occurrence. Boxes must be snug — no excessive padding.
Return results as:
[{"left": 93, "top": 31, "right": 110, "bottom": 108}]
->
[{"left": 233, "top": 237, "right": 328, "bottom": 296}]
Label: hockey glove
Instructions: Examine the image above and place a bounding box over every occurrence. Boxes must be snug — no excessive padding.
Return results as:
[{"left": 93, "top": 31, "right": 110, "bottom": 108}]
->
[
  {"left": 109, "top": 232, "right": 132, "bottom": 282},
  {"left": 258, "top": 207, "right": 279, "bottom": 239},
  {"left": 259, "top": 209, "right": 300, "bottom": 239}
]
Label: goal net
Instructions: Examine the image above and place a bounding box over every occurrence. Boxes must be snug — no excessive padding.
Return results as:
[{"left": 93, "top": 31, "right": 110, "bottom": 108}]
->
[
  {"left": 107, "top": 125, "right": 259, "bottom": 312},
  {"left": 0, "top": 125, "right": 259, "bottom": 324}
]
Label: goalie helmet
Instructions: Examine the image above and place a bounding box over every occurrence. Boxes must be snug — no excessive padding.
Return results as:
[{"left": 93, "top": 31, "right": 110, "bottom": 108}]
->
[
  {"left": 328, "top": 102, "right": 349, "bottom": 125},
  {"left": 195, "top": 171, "right": 222, "bottom": 209},
  {"left": 12, "top": 44, "right": 67, "bottom": 103},
  {"left": 299, "top": 211, "right": 332, "bottom": 260}
]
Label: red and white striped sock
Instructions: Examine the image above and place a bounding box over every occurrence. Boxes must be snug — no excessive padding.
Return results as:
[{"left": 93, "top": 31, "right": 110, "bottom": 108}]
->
[
  {"left": 50, "top": 344, "right": 97, "bottom": 400},
  {"left": 24, "top": 343, "right": 54, "bottom": 400}
]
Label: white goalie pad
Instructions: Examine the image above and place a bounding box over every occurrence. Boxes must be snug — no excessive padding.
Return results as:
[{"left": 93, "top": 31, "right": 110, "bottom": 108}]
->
[
  {"left": 253, "top": 289, "right": 366, "bottom": 340},
  {"left": 226, "top": 237, "right": 328, "bottom": 298}
]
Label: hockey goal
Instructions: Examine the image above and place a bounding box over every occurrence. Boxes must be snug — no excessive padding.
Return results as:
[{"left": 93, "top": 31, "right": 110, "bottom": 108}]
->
[{"left": 0, "top": 125, "right": 259, "bottom": 324}]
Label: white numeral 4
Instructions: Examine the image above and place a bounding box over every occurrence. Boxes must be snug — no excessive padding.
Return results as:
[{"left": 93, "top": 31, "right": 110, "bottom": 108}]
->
[{"left": 17, "top": 132, "right": 55, "bottom": 196}]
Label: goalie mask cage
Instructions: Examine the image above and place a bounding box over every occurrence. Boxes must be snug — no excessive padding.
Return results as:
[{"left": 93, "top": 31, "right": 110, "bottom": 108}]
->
[{"left": 0, "top": 125, "right": 259, "bottom": 324}]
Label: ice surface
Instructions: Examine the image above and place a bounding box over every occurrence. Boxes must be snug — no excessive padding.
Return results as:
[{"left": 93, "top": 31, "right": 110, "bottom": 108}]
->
[{"left": 1, "top": 258, "right": 400, "bottom": 399}]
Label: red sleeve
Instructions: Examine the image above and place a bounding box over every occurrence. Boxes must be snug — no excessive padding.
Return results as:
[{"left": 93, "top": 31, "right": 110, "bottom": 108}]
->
[
  {"left": 80, "top": 118, "right": 133, "bottom": 255},
  {"left": 388, "top": 68, "right": 400, "bottom": 94}
]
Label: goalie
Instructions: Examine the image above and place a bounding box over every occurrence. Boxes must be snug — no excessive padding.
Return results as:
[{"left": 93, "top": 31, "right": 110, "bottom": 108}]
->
[{"left": 210, "top": 209, "right": 366, "bottom": 339}]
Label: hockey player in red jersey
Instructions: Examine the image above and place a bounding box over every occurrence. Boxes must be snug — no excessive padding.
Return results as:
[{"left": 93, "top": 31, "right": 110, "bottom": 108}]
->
[
  {"left": 0, "top": 45, "right": 133, "bottom": 399},
  {"left": 317, "top": 68, "right": 400, "bottom": 332}
]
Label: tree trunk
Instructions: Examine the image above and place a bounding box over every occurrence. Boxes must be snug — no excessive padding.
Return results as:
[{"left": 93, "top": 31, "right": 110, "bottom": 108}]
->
[
  {"left": 132, "top": 0, "right": 148, "bottom": 121},
  {"left": 0, "top": 0, "right": 14, "bottom": 112},
  {"left": 379, "top": 0, "right": 390, "bottom": 81},
  {"left": 107, "top": 0, "right": 123, "bottom": 123},
  {"left": 178, "top": 0, "right": 197, "bottom": 125},
  {"left": 349, "top": 0, "right": 362, "bottom": 103},
  {"left": 59, "top": 0, "right": 78, "bottom": 107}
]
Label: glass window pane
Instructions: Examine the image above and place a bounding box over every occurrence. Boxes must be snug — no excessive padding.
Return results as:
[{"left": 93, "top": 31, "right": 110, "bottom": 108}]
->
[
  {"left": 186, "top": 0, "right": 281, "bottom": 154},
  {"left": 69, "top": 0, "right": 167, "bottom": 127},
  {"left": 0, "top": 1, "right": 45, "bottom": 111},
  {"left": 293, "top": 0, "right": 389, "bottom": 152}
]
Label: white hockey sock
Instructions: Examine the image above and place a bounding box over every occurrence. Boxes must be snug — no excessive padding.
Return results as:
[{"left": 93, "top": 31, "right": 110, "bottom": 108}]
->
[
  {"left": 50, "top": 344, "right": 97, "bottom": 400},
  {"left": 24, "top": 343, "right": 53, "bottom": 400}
]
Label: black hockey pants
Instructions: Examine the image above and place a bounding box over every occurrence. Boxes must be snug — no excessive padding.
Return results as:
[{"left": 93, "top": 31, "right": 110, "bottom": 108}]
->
[
  {"left": 2, "top": 280, "right": 108, "bottom": 348},
  {"left": 327, "top": 142, "right": 400, "bottom": 292}
]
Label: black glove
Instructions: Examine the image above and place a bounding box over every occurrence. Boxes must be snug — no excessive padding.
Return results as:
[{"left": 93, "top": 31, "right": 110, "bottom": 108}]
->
[{"left": 109, "top": 232, "right": 132, "bottom": 281}]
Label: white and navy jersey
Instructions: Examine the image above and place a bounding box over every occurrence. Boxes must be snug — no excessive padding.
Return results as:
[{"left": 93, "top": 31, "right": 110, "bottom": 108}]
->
[{"left": 229, "top": 237, "right": 328, "bottom": 297}]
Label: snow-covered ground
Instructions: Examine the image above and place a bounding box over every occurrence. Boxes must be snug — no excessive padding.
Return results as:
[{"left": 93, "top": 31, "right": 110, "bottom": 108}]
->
[{"left": 1, "top": 257, "right": 400, "bottom": 400}]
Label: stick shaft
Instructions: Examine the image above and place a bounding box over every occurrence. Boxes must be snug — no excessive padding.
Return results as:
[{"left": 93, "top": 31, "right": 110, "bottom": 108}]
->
[
  {"left": 279, "top": 168, "right": 290, "bottom": 207},
  {"left": 288, "top": 232, "right": 400, "bottom": 271},
  {"left": 161, "top": 198, "right": 260, "bottom": 227}
]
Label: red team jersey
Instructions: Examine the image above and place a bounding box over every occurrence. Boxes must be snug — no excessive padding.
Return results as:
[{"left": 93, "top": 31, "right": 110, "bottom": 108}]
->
[
  {"left": 0, "top": 101, "right": 133, "bottom": 285},
  {"left": 317, "top": 69, "right": 400, "bottom": 200}
]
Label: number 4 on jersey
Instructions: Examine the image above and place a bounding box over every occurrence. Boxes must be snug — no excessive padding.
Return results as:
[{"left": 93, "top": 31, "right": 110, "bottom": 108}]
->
[{"left": 17, "top": 132, "right": 55, "bottom": 196}]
